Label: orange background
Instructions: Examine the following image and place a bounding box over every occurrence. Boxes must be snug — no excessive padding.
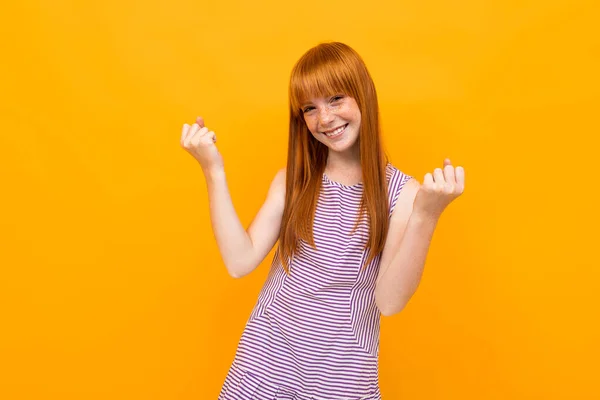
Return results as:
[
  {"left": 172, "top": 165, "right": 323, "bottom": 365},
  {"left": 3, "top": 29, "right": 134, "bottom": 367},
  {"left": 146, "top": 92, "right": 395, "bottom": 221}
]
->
[{"left": 1, "top": 0, "right": 599, "bottom": 399}]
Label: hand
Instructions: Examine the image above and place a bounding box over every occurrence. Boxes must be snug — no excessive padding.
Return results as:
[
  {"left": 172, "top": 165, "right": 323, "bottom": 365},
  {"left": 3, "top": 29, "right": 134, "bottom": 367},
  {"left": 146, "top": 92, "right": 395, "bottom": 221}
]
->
[
  {"left": 413, "top": 158, "right": 465, "bottom": 220},
  {"left": 180, "top": 116, "right": 224, "bottom": 174}
]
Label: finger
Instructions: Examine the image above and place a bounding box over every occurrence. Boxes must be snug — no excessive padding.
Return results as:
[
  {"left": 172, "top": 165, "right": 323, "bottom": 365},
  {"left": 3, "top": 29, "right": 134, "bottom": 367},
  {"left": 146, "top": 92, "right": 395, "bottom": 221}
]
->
[
  {"left": 191, "top": 127, "right": 210, "bottom": 145},
  {"left": 443, "top": 164, "right": 455, "bottom": 184},
  {"left": 184, "top": 125, "right": 204, "bottom": 146},
  {"left": 196, "top": 116, "right": 205, "bottom": 128},
  {"left": 181, "top": 123, "right": 190, "bottom": 143},
  {"left": 433, "top": 168, "right": 445, "bottom": 184},
  {"left": 203, "top": 130, "right": 217, "bottom": 142},
  {"left": 197, "top": 127, "right": 209, "bottom": 139},
  {"left": 196, "top": 126, "right": 209, "bottom": 136},
  {"left": 455, "top": 166, "right": 465, "bottom": 192},
  {"left": 190, "top": 127, "right": 211, "bottom": 147},
  {"left": 186, "top": 123, "right": 200, "bottom": 142},
  {"left": 443, "top": 158, "right": 452, "bottom": 167},
  {"left": 423, "top": 172, "right": 434, "bottom": 187},
  {"left": 182, "top": 123, "right": 198, "bottom": 145}
]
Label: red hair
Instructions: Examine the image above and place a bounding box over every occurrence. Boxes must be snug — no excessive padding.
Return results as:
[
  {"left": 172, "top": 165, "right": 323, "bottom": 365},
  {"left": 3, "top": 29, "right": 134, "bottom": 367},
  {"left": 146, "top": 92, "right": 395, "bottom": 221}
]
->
[{"left": 278, "top": 42, "right": 390, "bottom": 274}]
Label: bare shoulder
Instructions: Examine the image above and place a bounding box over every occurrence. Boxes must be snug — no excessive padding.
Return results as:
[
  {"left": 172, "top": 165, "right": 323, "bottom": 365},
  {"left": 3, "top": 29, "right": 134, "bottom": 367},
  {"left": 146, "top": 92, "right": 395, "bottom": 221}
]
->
[
  {"left": 376, "top": 177, "right": 420, "bottom": 285},
  {"left": 385, "top": 177, "right": 419, "bottom": 230},
  {"left": 265, "top": 167, "right": 287, "bottom": 209},
  {"left": 391, "top": 177, "right": 420, "bottom": 215},
  {"left": 273, "top": 167, "right": 286, "bottom": 187},
  {"left": 398, "top": 177, "right": 420, "bottom": 199},
  {"left": 269, "top": 168, "right": 286, "bottom": 193}
]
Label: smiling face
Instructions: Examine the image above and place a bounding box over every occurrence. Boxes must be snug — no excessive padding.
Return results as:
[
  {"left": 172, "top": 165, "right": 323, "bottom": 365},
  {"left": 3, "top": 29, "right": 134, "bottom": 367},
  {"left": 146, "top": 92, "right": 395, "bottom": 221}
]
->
[{"left": 301, "top": 94, "right": 362, "bottom": 156}]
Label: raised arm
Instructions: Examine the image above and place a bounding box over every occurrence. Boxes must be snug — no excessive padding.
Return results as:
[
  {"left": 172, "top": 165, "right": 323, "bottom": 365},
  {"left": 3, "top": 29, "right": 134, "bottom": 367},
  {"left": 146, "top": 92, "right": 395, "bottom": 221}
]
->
[
  {"left": 205, "top": 168, "right": 285, "bottom": 278},
  {"left": 181, "top": 117, "right": 285, "bottom": 278}
]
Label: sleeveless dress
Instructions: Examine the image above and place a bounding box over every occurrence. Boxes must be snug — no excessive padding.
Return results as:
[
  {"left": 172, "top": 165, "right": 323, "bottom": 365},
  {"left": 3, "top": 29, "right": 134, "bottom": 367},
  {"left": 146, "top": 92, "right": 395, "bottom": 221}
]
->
[{"left": 219, "top": 163, "right": 412, "bottom": 400}]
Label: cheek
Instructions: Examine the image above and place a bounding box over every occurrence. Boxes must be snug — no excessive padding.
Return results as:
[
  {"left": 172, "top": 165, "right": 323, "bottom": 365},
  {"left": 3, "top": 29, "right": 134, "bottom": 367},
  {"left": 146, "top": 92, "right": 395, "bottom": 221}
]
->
[
  {"left": 340, "top": 105, "right": 360, "bottom": 123},
  {"left": 304, "top": 117, "right": 318, "bottom": 133}
]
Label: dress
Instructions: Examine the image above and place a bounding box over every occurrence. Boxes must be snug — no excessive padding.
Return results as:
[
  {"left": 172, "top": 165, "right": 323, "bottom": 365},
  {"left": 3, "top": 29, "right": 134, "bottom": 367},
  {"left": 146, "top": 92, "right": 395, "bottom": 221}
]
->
[{"left": 219, "top": 163, "right": 412, "bottom": 400}]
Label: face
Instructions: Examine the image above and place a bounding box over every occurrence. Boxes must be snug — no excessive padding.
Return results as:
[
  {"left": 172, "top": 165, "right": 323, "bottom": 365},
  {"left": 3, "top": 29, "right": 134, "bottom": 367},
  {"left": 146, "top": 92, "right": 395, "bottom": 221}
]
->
[{"left": 301, "top": 94, "right": 361, "bottom": 156}]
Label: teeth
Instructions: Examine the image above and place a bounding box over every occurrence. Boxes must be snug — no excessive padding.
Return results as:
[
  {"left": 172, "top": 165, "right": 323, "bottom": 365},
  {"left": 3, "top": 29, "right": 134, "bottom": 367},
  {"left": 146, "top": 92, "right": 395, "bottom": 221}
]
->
[{"left": 325, "top": 125, "right": 346, "bottom": 137}]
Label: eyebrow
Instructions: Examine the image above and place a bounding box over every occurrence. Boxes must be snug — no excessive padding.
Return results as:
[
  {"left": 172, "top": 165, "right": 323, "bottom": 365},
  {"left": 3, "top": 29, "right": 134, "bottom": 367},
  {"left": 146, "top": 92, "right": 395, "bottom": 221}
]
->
[{"left": 300, "top": 93, "right": 347, "bottom": 110}]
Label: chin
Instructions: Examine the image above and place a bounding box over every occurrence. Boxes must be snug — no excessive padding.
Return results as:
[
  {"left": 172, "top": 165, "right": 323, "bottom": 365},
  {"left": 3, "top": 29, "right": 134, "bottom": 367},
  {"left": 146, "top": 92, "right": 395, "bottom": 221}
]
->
[{"left": 329, "top": 140, "right": 359, "bottom": 153}]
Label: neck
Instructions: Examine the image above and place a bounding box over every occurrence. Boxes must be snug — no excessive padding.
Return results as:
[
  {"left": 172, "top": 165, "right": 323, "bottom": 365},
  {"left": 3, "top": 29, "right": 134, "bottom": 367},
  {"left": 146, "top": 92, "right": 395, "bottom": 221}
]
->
[
  {"left": 324, "top": 145, "right": 362, "bottom": 183},
  {"left": 325, "top": 140, "right": 360, "bottom": 170}
]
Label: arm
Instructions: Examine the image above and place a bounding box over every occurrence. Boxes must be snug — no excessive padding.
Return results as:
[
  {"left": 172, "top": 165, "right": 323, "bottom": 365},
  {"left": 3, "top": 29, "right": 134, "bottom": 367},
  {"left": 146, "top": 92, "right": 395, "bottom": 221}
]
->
[
  {"left": 205, "top": 168, "right": 286, "bottom": 278},
  {"left": 180, "top": 118, "right": 286, "bottom": 278},
  {"left": 374, "top": 178, "right": 427, "bottom": 316},
  {"left": 375, "top": 160, "right": 465, "bottom": 316}
]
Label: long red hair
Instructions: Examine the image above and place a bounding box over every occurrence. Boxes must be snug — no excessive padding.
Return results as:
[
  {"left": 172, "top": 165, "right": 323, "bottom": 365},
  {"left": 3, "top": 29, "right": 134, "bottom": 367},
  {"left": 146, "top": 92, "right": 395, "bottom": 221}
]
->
[{"left": 278, "top": 42, "right": 390, "bottom": 274}]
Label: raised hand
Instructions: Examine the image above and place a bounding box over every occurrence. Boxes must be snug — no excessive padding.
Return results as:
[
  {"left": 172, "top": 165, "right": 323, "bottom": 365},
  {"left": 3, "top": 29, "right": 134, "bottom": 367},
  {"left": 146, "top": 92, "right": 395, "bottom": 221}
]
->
[
  {"left": 413, "top": 158, "right": 465, "bottom": 220},
  {"left": 180, "top": 116, "right": 223, "bottom": 174}
]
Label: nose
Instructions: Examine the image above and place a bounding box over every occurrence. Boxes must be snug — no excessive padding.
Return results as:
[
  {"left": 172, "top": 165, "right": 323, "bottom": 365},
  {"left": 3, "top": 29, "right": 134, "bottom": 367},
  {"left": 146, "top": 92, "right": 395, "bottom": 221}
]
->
[{"left": 317, "top": 106, "right": 334, "bottom": 126}]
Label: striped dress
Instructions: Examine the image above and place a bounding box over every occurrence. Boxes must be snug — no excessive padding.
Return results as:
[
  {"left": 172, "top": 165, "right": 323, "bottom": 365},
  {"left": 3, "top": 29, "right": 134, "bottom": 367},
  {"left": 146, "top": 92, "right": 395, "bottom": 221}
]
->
[{"left": 219, "top": 163, "right": 412, "bottom": 400}]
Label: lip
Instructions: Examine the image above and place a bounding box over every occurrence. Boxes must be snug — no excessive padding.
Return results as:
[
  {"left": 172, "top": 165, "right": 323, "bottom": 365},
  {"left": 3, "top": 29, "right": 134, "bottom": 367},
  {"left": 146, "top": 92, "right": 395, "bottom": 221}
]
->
[
  {"left": 321, "top": 123, "right": 349, "bottom": 139},
  {"left": 321, "top": 124, "right": 348, "bottom": 134}
]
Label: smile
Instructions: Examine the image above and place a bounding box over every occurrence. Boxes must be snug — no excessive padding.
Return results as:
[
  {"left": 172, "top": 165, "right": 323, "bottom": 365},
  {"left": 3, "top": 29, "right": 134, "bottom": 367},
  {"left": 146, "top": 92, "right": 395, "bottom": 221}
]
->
[{"left": 322, "top": 124, "right": 348, "bottom": 138}]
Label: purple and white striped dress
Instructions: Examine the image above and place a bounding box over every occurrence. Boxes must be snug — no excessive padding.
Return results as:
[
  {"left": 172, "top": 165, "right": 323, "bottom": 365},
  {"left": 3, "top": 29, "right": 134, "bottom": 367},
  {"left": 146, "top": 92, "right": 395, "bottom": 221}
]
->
[{"left": 219, "top": 163, "right": 411, "bottom": 400}]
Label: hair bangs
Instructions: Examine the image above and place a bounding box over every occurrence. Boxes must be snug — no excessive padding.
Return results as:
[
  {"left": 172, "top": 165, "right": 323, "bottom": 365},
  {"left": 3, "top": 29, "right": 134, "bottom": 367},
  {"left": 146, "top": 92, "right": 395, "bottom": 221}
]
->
[{"left": 289, "top": 53, "right": 357, "bottom": 116}]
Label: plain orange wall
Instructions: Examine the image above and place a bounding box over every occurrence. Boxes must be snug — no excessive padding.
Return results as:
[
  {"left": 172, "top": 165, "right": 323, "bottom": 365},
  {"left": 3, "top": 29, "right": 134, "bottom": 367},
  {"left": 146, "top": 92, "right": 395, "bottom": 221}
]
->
[{"left": 1, "top": 0, "right": 599, "bottom": 399}]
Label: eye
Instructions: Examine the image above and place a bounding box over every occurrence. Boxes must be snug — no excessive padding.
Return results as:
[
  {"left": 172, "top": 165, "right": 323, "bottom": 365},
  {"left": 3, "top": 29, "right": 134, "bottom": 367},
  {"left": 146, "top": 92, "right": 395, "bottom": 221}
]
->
[
  {"left": 302, "top": 106, "right": 315, "bottom": 113},
  {"left": 331, "top": 95, "right": 344, "bottom": 102}
]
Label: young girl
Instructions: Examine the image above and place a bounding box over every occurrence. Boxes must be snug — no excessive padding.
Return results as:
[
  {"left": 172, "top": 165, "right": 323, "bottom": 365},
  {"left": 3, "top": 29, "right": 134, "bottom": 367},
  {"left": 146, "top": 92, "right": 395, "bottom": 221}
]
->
[{"left": 181, "top": 42, "right": 465, "bottom": 400}]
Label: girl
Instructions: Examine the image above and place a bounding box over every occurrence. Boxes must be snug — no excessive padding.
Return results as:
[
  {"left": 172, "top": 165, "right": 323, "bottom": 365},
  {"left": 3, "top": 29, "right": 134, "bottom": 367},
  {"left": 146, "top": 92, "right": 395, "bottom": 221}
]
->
[{"left": 181, "top": 42, "right": 465, "bottom": 400}]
